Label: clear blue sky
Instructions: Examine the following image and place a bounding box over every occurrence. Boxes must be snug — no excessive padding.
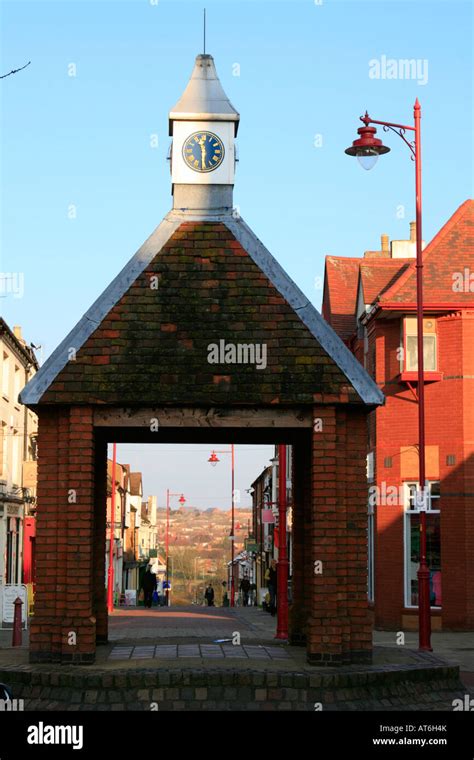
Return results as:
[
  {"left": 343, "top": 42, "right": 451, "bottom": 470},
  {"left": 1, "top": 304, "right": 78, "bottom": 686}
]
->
[
  {"left": 1, "top": 0, "right": 472, "bottom": 504},
  {"left": 110, "top": 443, "right": 275, "bottom": 510}
]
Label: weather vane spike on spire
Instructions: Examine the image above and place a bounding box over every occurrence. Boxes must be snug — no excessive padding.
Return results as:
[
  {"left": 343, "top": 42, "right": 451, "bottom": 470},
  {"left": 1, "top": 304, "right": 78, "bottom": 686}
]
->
[{"left": 203, "top": 8, "right": 206, "bottom": 55}]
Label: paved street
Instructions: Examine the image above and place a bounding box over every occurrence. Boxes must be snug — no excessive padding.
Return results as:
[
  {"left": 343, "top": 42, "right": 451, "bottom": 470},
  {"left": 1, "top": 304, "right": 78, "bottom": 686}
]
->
[
  {"left": 1, "top": 606, "right": 473, "bottom": 687},
  {"left": 1, "top": 606, "right": 472, "bottom": 711},
  {"left": 108, "top": 604, "right": 276, "bottom": 642},
  {"left": 107, "top": 605, "right": 287, "bottom": 662},
  {"left": 109, "top": 643, "right": 292, "bottom": 661}
]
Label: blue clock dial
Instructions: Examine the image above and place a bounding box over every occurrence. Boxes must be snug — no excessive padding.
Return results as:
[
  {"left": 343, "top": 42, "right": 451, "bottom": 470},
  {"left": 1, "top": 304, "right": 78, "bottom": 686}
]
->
[{"left": 183, "top": 131, "right": 225, "bottom": 173}]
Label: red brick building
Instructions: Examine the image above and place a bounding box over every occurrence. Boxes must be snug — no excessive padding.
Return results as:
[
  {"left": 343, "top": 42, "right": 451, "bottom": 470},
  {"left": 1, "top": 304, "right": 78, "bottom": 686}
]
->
[{"left": 323, "top": 200, "right": 474, "bottom": 631}]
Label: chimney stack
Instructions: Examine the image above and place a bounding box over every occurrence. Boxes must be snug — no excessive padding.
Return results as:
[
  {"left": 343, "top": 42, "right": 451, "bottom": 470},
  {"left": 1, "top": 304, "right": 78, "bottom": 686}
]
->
[
  {"left": 381, "top": 234, "right": 390, "bottom": 253},
  {"left": 410, "top": 221, "right": 416, "bottom": 242},
  {"left": 13, "top": 326, "right": 25, "bottom": 345}
]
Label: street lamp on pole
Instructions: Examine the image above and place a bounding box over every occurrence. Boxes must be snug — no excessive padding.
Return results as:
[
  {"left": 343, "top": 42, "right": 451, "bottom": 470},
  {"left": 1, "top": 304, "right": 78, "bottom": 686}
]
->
[
  {"left": 345, "top": 99, "right": 432, "bottom": 652},
  {"left": 208, "top": 446, "right": 236, "bottom": 606},
  {"left": 165, "top": 490, "right": 185, "bottom": 607}
]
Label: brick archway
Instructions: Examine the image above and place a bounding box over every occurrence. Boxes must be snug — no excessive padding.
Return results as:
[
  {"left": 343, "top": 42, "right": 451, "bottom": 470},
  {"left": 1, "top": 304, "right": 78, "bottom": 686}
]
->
[{"left": 21, "top": 216, "right": 383, "bottom": 664}]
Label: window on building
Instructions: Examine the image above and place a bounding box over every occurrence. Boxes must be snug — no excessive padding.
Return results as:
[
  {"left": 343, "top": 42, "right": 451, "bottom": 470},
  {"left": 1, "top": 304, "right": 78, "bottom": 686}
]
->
[
  {"left": 404, "top": 317, "right": 437, "bottom": 372},
  {"left": 6, "top": 517, "right": 20, "bottom": 584},
  {"left": 0, "top": 421, "right": 5, "bottom": 479},
  {"left": 404, "top": 481, "right": 441, "bottom": 608},
  {"left": 2, "top": 351, "right": 9, "bottom": 398},
  {"left": 13, "top": 365, "right": 21, "bottom": 405},
  {"left": 11, "top": 430, "right": 20, "bottom": 486},
  {"left": 368, "top": 500, "right": 375, "bottom": 603}
]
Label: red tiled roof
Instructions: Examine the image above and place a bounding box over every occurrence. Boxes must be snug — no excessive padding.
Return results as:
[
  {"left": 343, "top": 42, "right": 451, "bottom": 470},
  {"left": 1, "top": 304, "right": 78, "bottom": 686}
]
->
[
  {"left": 359, "top": 260, "right": 412, "bottom": 305},
  {"left": 324, "top": 257, "right": 360, "bottom": 340},
  {"left": 323, "top": 200, "right": 474, "bottom": 341},
  {"left": 380, "top": 200, "right": 474, "bottom": 304},
  {"left": 324, "top": 257, "right": 411, "bottom": 339}
]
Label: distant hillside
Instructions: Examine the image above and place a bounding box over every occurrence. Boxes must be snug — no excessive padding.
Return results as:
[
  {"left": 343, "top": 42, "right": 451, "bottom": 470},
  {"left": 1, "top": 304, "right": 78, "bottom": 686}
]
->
[{"left": 155, "top": 507, "right": 253, "bottom": 604}]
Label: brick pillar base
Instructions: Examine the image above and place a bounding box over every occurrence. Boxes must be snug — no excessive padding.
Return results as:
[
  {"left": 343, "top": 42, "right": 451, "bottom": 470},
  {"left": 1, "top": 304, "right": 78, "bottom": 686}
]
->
[
  {"left": 307, "top": 406, "right": 372, "bottom": 665},
  {"left": 30, "top": 407, "right": 97, "bottom": 664}
]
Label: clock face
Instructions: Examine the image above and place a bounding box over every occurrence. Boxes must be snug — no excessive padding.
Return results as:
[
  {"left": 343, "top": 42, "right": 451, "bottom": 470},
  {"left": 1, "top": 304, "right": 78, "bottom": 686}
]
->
[{"left": 182, "top": 131, "right": 225, "bottom": 173}]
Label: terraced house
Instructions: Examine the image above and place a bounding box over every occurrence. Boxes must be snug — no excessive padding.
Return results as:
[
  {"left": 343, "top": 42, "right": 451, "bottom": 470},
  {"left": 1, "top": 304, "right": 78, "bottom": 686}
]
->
[
  {"left": 0, "top": 321, "right": 38, "bottom": 586},
  {"left": 323, "top": 200, "right": 474, "bottom": 631}
]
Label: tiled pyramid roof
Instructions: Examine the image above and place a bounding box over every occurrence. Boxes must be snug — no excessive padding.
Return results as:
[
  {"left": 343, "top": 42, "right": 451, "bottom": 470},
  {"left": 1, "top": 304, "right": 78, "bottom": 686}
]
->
[{"left": 20, "top": 212, "right": 383, "bottom": 407}]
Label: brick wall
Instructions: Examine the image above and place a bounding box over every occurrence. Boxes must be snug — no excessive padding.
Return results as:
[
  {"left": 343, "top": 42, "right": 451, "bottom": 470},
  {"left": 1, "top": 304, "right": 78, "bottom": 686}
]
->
[
  {"left": 30, "top": 407, "right": 97, "bottom": 663},
  {"left": 308, "top": 406, "right": 372, "bottom": 664},
  {"left": 371, "top": 312, "right": 474, "bottom": 629}
]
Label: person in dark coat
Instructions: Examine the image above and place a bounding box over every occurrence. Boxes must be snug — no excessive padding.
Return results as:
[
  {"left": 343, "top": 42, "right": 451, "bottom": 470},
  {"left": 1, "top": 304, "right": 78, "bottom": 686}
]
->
[
  {"left": 204, "top": 584, "right": 215, "bottom": 606},
  {"left": 142, "top": 566, "right": 157, "bottom": 609},
  {"left": 268, "top": 559, "right": 277, "bottom": 616},
  {"left": 240, "top": 575, "right": 251, "bottom": 606},
  {"left": 221, "top": 580, "right": 229, "bottom": 607}
]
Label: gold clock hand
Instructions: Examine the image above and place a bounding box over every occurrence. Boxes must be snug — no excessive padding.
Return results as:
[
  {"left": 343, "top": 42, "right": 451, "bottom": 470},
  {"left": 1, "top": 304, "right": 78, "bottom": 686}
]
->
[{"left": 199, "top": 136, "right": 206, "bottom": 169}]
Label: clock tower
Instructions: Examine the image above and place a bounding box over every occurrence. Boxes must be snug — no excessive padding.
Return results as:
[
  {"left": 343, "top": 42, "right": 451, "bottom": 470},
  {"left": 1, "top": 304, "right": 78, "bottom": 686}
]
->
[{"left": 169, "top": 53, "right": 240, "bottom": 214}]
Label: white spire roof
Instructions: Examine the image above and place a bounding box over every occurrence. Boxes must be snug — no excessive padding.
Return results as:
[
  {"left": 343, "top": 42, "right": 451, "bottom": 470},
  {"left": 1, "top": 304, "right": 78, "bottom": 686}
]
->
[{"left": 169, "top": 54, "right": 240, "bottom": 136}]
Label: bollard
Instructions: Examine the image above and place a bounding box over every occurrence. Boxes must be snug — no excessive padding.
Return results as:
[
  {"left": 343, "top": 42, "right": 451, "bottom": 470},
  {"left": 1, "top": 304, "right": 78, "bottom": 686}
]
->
[{"left": 12, "top": 597, "right": 23, "bottom": 647}]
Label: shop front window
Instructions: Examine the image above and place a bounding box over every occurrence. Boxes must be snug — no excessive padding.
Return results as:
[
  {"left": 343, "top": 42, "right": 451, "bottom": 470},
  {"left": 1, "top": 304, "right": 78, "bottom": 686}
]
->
[
  {"left": 6, "top": 517, "right": 20, "bottom": 584},
  {"left": 404, "top": 482, "right": 441, "bottom": 608}
]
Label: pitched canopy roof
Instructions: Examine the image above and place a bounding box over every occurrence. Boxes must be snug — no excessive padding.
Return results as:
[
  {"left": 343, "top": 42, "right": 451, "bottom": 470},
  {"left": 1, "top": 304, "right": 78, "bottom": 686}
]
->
[{"left": 20, "top": 210, "right": 383, "bottom": 408}]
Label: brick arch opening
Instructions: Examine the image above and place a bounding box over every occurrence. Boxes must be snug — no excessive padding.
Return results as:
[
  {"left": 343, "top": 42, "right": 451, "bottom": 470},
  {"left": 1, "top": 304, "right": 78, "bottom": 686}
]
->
[{"left": 31, "top": 404, "right": 372, "bottom": 665}]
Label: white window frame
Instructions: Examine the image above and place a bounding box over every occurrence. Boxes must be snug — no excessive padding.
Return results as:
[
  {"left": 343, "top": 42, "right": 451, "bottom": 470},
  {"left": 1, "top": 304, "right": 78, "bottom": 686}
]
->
[
  {"left": 0, "top": 421, "right": 6, "bottom": 479},
  {"left": 11, "top": 429, "right": 20, "bottom": 487},
  {"left": 2, "top": 351, "right": 10, "bottom": 399},
  {"left": 13, "top": 365, "right": 21, "bottom": 406},
  {"left": 404, "top": 317, "right": 437, "bottom": 372},
  {"left": 403, "top": 480, "right": 441, "bottom": 609}
]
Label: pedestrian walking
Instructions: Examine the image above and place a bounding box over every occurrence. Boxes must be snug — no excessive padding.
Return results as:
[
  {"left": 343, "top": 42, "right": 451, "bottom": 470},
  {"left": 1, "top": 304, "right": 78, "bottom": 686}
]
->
[
  {"left": 142, "top": 565, "right": 157, "bottom": 609},
  {"left": 240, "top": 574, "right": 251, "bottom": 607},
  {"left": 268, "top": 559, "right": 277, "bottom": 616},
  {"left": 250, "top": 581, "right": 257, "bottom": 606},
  {"left": 221, "top": 580, "right": 229, "bottom": 607},
  {"left": 204, "top": 583, "right": 215, "bottom": 606}
]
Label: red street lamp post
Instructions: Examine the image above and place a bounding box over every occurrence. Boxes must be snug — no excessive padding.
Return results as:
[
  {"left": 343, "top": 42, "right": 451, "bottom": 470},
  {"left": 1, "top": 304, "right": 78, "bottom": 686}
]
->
[
  {"left": 208, "top": 446, "right": 236, "bottom": 606},
  {"left": 107, "top": 443, "right": 117, "bottom": 614},
  {"left": 345, "top": 99, "right": 432, "bottom": 651},
  {"left": 275, "top": 444, "right": 289, "bottom": 640},
  {"left": 165, "top": 490, "right": 186, "bottom": 606}
]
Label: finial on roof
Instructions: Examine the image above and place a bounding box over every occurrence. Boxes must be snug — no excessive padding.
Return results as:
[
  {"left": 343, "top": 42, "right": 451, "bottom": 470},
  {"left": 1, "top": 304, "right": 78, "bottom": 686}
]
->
[
  {"left": 169, "top": 53, "right": 240, "bottom": 136},
  {"left": 203, "top": 8, "right": 206, "bottom": 55}
]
